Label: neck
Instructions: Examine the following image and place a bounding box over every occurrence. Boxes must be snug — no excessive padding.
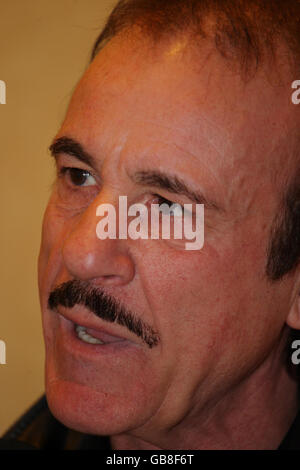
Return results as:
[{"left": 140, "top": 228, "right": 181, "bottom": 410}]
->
[{"left": 111, "top": 336, "right": 299, "bottom": 449}]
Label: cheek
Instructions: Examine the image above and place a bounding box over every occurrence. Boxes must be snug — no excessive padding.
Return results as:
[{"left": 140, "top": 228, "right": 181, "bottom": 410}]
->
[
  {"left": 136, "top": 235, "right": 274, "bottom": 361},
  {"left": 38, "top": 200, "right": 68, "bottom": 293},
  {"left": 135, "top": 245, "right": 281, "bottom": 408}
]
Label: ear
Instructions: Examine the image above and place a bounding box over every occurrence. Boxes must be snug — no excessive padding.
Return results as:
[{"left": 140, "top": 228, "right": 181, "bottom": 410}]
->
[{"left": 287, "top": 290, "right": 300, "bottom": 330}]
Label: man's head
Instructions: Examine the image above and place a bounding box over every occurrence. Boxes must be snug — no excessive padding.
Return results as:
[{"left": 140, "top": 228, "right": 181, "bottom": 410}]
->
[{"left": 38, "top": 0, "right": 300, "bottom": 448}]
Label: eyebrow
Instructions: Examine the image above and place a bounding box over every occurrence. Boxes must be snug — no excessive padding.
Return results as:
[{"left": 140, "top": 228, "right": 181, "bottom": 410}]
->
[
  {"left": 49, "top": 136, "right": 95, "bottom": 167},
  {"left": 132, "top": 170, "right": 222, "bottom": 211},
  {"left": 49, "top": 136, "right": 222, "bottom": 211}
]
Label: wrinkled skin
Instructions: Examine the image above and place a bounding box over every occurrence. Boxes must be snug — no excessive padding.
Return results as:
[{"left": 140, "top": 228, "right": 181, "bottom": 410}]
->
[{"left": 38, "top": 33, "right": 300, "bottom": 449}]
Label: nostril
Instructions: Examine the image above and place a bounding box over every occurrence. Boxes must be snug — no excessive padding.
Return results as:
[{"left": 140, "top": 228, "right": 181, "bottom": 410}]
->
[{"left": 97, "top": 272, "right": 134, "bottom": 287}]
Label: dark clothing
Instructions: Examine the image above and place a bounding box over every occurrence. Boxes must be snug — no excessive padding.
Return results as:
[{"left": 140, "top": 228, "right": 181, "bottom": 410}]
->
[
  {"left": 0, "top": 395, "right": 111, "bottom": 450},
  {"left": 1, "top": 394, "right": 300, "bottom": 449}
]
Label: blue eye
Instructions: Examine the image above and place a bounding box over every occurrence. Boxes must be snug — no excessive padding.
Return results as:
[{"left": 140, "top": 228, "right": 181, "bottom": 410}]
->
[{"left": 61, "top": 167, "right": 96, "bottom": 187}]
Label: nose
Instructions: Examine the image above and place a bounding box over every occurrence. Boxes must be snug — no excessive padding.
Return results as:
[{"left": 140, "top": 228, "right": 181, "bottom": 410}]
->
[{"left": 62, "top": 195, "right": 135, "bottom": 286}]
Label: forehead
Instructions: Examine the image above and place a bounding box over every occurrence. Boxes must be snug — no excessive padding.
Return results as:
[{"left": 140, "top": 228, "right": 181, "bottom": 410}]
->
[{"left": 59, "top": 33, "right": 298, "bottom": 206}]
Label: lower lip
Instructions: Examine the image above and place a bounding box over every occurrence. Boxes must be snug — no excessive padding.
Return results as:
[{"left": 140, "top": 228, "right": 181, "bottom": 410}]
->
[
  {"left": 57, "top": 315, "right": 139, "bottom": 358},
  {"left": 77, "top": 326, "right": 126, "bottom": 344}
]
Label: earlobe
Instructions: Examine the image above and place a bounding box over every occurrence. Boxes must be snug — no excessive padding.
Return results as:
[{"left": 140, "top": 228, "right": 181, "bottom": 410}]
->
[{"left": 287, "top": 293, "right": 300, "bottom": 330}]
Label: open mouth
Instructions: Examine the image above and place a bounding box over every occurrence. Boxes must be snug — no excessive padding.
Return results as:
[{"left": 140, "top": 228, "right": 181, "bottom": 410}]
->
[{"left": 74, "top": 324, "right": 127, "bottom": 345}]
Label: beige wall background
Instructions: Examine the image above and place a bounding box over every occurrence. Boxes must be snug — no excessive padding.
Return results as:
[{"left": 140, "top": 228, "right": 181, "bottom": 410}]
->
[{"left": 0, "top": 0, "right": 118, "bottom": 435}]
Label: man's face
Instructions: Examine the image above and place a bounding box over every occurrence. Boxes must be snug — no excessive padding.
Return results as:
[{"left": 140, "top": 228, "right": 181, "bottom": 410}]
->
[{"left": 38, "top": 34, "right": 298, "bottom": 443}]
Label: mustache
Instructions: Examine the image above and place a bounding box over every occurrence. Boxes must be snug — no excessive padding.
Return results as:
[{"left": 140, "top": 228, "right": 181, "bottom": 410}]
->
[{"left": 48, "top": 280, "right": 159, "bottom": 349}]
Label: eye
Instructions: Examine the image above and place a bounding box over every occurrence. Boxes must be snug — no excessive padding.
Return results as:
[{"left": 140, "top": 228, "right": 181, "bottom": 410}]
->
[
  {"left": 60, "top": 167, "right": 96, "bottom": 187},
  {"left": 154, "top": 195, "right": 183, "bottom": 216}
]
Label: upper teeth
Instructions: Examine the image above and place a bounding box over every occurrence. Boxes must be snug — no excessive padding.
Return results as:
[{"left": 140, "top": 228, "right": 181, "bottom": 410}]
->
[{"left": 75, "top": 325, "right": 104, "bottom": 345}]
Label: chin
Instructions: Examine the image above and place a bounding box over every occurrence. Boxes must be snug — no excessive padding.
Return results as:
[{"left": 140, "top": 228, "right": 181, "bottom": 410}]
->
[
  {"left": 45, "top": 376, "right": 155, "bottom": 437},
  {"left": 42, "top": 320, "right": 165, "bottom": 436}
]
